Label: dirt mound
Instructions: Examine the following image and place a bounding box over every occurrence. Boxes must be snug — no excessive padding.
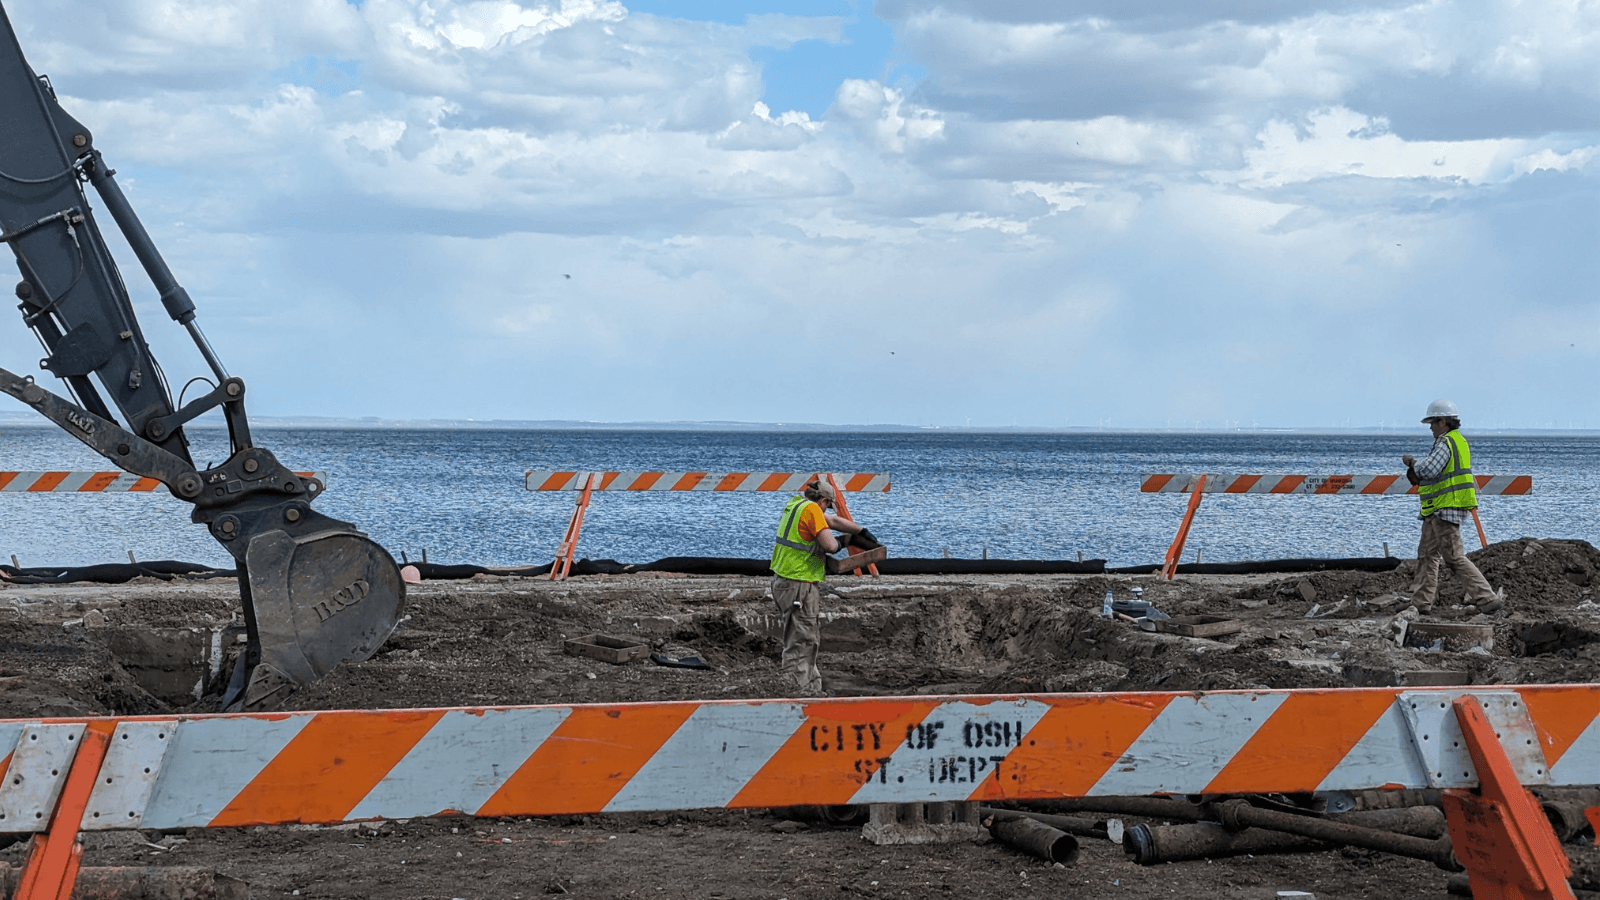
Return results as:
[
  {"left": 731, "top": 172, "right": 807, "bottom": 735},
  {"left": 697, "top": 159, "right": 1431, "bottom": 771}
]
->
[{"left": 1472, "top": 537, "right": 1599, "bottom": 613}]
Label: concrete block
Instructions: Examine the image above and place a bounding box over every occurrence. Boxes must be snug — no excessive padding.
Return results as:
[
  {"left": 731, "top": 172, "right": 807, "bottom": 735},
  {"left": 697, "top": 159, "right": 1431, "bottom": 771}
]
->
[{"left": 861, "top": 802, "right": 986, "bottom": 845}]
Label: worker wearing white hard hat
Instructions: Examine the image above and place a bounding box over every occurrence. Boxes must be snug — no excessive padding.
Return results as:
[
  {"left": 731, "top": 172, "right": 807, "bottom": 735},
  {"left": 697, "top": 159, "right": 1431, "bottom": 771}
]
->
[
  {"left": 769, "top": 476, "right": 878, "bottom": 695},
  {"left": 1400, "top": 400, "right": 1504, "bottom": 613}
]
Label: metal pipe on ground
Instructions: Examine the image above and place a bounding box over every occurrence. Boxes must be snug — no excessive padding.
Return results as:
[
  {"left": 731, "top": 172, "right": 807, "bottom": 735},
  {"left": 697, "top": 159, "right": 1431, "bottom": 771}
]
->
[
  {"left": 1323, "top": 788, "right": 1443, "bottom": 812},
  {"left": 1534, "top": 786, "right": 1600, "bottom": 809},
  {"left": 979, "top": 807, "right": 1123, "bottom": 842},
  {"left": 988, "top": 815, "right": 1080, "bottom": 865},
  {"left": 0, "top": 865, "right": 247, "bottom": 899},
  {"left": 1540, "top": 799, "right": 1596, "bottom": 843},
  {"left": 1123, "top": 805, "right": 1449, "bottom": 866},
  {"left": 1030, "top": 796, "right": 1206, "bottom": 822},
  {"left": 1125, "top": 821, "right": 1329, "bottom": 863},
  {"left": 1214, "top": 800, "right": 1459, "bottom": 870},
  {"left": 780, "top": 805, "right": 871, "bottom": 827}
]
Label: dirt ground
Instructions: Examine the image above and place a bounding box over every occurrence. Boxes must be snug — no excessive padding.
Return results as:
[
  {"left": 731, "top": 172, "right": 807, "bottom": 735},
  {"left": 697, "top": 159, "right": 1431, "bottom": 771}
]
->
[{"left": 1, "top": 536, "right": 1598, "bottom": 899}]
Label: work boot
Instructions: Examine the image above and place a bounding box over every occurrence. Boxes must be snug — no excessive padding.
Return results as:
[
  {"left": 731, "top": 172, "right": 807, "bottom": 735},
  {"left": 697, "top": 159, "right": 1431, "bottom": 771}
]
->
[{"left": 1474, "top": 588, "right": 1506, "bottom": 615}]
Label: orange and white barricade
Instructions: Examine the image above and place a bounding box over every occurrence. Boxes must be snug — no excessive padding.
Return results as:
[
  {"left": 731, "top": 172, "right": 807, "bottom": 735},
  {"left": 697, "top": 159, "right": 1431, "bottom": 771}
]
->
[
  {"left": 0, "top": 685, "right": 1592, "bottom": 899},
  {"left": 0, "top": 471, "right": 327, "bottom": 493},
  {"left": 526, "top": 470, "right": 891, "bottom": 580},
  {"left": 1141, "top": 474, "right": 1534, "bottom": 579}
]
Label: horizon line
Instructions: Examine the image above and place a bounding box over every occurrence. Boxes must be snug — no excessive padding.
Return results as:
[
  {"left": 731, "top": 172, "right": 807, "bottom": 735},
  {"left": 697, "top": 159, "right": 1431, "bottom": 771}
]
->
[{"left": 2, "top": 411, "right": 1597, "bottom": 435}]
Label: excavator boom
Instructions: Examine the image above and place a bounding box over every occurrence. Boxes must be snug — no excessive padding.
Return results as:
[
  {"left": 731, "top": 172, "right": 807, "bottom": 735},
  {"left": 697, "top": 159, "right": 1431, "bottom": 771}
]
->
[{"left": 0, "top": 3, "right": 404, "bottom": 710}]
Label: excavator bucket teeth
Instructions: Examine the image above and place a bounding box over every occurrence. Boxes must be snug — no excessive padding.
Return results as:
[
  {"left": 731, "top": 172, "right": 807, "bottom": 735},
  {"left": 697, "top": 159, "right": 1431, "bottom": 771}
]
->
[{"left": 234, "top": 528, "right": 404, "bottom": 709}]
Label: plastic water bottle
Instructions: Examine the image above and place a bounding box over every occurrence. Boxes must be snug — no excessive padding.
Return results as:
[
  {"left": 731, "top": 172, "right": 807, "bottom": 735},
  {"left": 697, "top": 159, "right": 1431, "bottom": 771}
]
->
[{"left": 1101, "top": 589, "right": 1114, "bottom": 619}]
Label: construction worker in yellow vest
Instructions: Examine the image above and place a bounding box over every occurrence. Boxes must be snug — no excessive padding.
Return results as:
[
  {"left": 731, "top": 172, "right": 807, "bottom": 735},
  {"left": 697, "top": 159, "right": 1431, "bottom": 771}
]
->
[
  {"left": 1401, "top": 399, "right": 1504, "bottom": 614},
  {"left": 770, "top": 476, "right": 877, "bottom": 695}
]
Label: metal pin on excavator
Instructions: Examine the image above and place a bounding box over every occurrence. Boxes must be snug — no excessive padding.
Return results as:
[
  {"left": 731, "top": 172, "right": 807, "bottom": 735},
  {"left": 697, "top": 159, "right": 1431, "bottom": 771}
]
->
[{"left": 0, "top": 3, "right": 403, "bottom": 710}]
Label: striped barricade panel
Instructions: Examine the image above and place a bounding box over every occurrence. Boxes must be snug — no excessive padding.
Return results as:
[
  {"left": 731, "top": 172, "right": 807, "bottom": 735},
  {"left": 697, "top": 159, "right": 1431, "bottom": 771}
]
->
[
  {"left": 0, "top": 471, "right": 328, "bottom": 493},
  {"left": 525, "top": 471, "right": 891, "bottom": 493},
  {"left": 0, "top": 686, "right": 1593, "bottom": 831},
  {"left": 1139, "top": 474, "right": 1533, "bottom": 495}
]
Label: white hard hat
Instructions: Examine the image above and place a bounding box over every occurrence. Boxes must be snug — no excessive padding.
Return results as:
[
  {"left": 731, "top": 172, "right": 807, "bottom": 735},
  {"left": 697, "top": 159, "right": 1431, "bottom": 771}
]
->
[
  {"left": 1422, "top": 399, "right": 1459, "bottom": 422},
  {"left": 806, "top": 476, "right": 837, "bottom": 501}
]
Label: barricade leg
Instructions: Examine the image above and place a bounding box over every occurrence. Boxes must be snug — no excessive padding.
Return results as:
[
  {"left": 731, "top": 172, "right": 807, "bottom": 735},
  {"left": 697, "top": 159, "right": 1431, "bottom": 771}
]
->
[
  {"left": 1472, "top": 508, "right": 1490, "bottom": 550},
  {"left": 1160, "top": 475, "right": 1206, "bottom": 580},
  {"left": 1441, "top": 696, "right": 1575, "bottom": 900},
  {"left": 14, "top": 721, "right": 114, "bottom": 900},
  {"left": 825, "top": 473, "right": 878, "bottom": 578},
  {"left": 550, "top": 473, "right": 595, "bottom": 581}
]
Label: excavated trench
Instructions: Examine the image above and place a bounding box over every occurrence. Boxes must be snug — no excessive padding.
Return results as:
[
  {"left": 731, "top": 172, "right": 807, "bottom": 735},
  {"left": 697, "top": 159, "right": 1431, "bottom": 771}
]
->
[{"left": 0, "top": 534, "right": 1597, "bottom": 720}]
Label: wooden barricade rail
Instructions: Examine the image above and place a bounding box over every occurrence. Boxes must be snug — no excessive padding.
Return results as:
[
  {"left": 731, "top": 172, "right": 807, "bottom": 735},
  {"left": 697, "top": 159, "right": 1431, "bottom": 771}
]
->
[
  {"left": 1140, "top": 474, "right": 1534, "bottom": 579},
  {"left": 526, "top": 470, "right": 891, "bottom": 579},
  {"left": 0, "top": 685, "right": 1593, "bottom": 899}
]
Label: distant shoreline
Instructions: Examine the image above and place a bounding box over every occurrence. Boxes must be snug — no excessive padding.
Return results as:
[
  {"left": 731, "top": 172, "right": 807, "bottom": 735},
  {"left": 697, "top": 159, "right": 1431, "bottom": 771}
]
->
[{"left": 1, "top": 411, "right": 1596, "bottom": 436}]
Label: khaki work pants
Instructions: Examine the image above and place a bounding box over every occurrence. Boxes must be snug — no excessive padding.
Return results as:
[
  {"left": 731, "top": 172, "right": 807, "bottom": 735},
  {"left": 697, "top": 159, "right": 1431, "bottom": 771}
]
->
[
  {"left": 1412, "top": 515, "right": 1496, "bottom": 607},
  {"left": 771, "top": 576, "right": 824, "bottom": 695}
]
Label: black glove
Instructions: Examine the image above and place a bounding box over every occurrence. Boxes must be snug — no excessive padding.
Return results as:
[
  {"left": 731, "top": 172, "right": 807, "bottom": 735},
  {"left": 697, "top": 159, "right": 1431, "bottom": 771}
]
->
[
  {"left": 852, "top": 527, "right": 883, "bottom": 550},
  {"left": 831, "top": 531, "right": 854, "bottom": 552},
  {"left": 1405, "top": 466, "right": 1419, "bottom": 486}
]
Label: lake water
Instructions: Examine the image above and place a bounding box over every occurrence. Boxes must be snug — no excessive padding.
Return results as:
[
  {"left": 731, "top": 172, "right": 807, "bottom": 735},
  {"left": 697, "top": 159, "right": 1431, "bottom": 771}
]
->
[{"left": 1, "top": 426, "right": 1596, "bottom": 569}]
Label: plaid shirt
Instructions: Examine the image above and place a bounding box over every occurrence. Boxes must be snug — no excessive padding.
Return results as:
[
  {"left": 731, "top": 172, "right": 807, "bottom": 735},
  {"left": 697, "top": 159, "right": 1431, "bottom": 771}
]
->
[{"left": 1414, "top": 434, "right": 1469, "bottom": 524}]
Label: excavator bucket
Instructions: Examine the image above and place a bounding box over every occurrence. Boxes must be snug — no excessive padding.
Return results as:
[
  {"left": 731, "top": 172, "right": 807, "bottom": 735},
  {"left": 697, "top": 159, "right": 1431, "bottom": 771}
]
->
[
  {"left": 226, "top": 529, "right": 405, "bottom": 711},
  {"left": 1, "top": 0, "right": 406, "bottom": 711}
]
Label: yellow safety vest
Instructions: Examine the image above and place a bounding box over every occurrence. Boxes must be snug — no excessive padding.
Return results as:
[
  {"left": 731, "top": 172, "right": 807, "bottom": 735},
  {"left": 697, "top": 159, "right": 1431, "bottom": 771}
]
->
[
  {"left": 771, "top": 495, "right": 826, "bottom": 582},
  {"left": 1420, "top": 430, "right": 1477, "bottom": 517}
]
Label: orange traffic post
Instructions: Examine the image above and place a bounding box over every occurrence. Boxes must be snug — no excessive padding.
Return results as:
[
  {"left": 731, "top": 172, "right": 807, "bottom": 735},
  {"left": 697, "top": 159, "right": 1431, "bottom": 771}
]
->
[
  {"left": 1442, "top": 695, "right": 1576, "bottom": 900},
  {"left": 14, "top": 721, "right": 115, "bottom": 900},
  {"left": 1586, "top": 807, "right": 1600, "bottom": 846},
  {"left": 1160, "top": 475, "right": 1206, "bottom": 580},
  {"left": 825, "top": 473, "right": 879, "bottom": 578},
  {"left": 549, "top": 473, "right": 596, "bottom": 581}
]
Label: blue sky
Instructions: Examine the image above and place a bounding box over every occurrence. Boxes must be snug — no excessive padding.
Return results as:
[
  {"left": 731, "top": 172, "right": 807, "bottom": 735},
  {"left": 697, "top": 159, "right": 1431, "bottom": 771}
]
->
[{"left": 1, "top": 0, "right": 1597, "bottom": 429}]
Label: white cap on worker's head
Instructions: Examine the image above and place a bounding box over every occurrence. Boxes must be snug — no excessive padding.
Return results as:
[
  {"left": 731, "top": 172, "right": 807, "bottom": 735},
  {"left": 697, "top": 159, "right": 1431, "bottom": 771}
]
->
[
  {"left": 1422, "top": 399, "right": 1459, "bottom": 422},
  {"left": 806, "top": 476, "right": 837, "bottom": 500}
]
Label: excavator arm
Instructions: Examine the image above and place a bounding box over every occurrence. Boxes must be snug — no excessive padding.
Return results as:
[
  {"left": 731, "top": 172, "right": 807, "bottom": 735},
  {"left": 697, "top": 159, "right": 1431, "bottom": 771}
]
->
[{"left": 0, "top": 3, "right": 403, "bottom": 710}]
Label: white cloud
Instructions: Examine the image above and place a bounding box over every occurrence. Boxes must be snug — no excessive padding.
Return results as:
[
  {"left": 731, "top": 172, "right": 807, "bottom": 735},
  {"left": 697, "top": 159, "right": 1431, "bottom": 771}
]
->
[
  {"left": 0, "top": 0, "right": 1597, "bottom": 429},
  {"left": 1231, "top": 107, "right": 1527, "bottom": 187},
  {"left": 832, "top": 79, "right": 945, "bottom": 153},
  {"left": 1513, "top": 144, "right": 1600, "bottom": 175}
]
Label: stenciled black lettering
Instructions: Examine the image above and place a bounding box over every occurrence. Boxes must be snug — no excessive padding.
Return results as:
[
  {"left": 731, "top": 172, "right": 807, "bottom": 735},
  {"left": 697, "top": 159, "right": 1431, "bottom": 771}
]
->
[
  {"left": 852, "top": 724, "right": 868, "bottom": 751},
  {"left": 314, "top": 579, "right": 372, "bottom": 622},
  {"left": 867, "top": 723, "right": 883, "bottom": 750}
]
